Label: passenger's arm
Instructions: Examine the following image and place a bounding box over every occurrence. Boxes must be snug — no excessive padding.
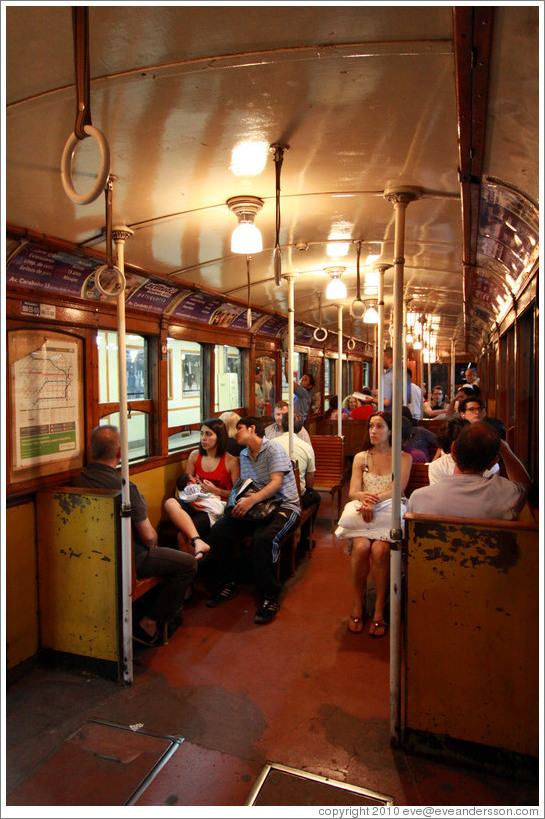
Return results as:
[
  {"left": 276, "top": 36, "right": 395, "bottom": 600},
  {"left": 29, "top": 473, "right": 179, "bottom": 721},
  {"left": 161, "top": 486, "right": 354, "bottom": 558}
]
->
[
  {"left": 305, "top": 470, "right": 315, "bottom": 490},
  {"left": 498, "top": 440, "right": 531, "bottom": 488},
  {"left": 134, "top": 517, "right": 158, "bottom": 549}
]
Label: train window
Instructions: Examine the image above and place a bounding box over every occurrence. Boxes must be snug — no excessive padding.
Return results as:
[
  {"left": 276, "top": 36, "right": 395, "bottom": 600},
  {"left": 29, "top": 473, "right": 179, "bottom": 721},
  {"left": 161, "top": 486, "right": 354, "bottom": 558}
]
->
[
  {"left": 281, "top": 352, "right": 303, "bottom": 401},
  {"left": 97, "top": 331, "right": 148, "bottom": 402},
  {"left": 255, "top": 355, "right": 275, "bottom": 415},
  {"left": 362, "top": 360, "right": 370, "bottom": 388},
  {"left": 214, "top": 345, "right": 242, "bottom": 412},
  {"left": 324, "top": 357, "right": 335, "bottom": 395},
  {"left": 167, "top": 338, "right": 202, "bottom": 451},
  {"left": 99, "top": 411, "right": 149, "bottom": 460}
]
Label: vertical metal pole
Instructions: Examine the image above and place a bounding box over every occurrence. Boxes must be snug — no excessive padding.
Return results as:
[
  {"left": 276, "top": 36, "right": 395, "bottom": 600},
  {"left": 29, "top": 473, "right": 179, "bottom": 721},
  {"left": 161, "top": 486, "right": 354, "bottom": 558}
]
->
[
  {"left": 450, "top": 338, "right": 456, "bottom": 400},
  {"left": 374, "top": 323, "right": 378, "bottom": 392},
  {"left": 112, "top": 226, "right": 134, "bottom": 684},
  {"left": 427, "top": 324, "right": 432, "bottom": 394},
  {"left": 377, "top": 266, "right": 388, "bottom": 411},
  {"left": 337, "top": 305, "right": 343, "bottom": 438},
  {"left": 384, "top": 187, "right": 421, "bottom": 747},
  {"left": 402, "top": 298, "right": 408, "bottom": 406},
  {"left": 286, "top": 273, "right": 295, "bottom": 457}
]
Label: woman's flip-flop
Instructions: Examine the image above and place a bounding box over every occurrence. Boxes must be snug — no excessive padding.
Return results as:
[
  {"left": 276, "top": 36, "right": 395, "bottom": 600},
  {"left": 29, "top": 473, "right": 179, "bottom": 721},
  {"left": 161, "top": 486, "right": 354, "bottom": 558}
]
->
[
  {"left": 348, "top": 616, "right": 364, "bottom": 634},
  {"left": 369, "top": 620, "right": 388, "bottom": 638}
]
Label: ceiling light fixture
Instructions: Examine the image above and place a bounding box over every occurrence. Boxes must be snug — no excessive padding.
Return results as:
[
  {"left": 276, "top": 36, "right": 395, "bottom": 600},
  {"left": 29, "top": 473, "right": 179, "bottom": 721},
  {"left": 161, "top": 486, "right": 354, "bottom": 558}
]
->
[
  {"left": 227, "top": 196, "right": 264, "bottom": 254},
  {"left": 325, "top": 267, "right": 347, "bottom": 300},
  {"left": 363, "top": 303, "right": 379, "bottom": 324}
]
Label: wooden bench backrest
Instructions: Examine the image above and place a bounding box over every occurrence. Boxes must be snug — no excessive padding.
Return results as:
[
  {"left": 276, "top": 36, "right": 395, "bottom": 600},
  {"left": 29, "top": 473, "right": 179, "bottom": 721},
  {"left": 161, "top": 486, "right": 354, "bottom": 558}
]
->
[
  {"left": 311, "top": 418, "right": 368, "bottom": 457},
  {"left": 404, "top": 462, "right": 430, "bottom": 497},
  {"left": 309, "top": 435, "right": 345, "bottom": 488},
  {"left": 404, "top": 510, "right": 539, "bottom": 757}
]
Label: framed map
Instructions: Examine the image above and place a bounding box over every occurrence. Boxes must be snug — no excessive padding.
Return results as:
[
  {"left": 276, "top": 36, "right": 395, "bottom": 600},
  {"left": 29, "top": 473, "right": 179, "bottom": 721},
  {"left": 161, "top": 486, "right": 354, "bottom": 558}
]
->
[{"left": 8, "top": 329, "right": 84, "bottom": 482}]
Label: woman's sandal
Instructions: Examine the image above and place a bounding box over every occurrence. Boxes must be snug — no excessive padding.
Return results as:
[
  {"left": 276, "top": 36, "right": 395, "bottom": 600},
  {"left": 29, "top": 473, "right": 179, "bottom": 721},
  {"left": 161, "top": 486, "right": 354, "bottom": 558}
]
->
[
  {"left": 348, "top": 616, "right": 364, "bottom": 634},
  {"left": 369, "top": 620, "right": 388, "bottom": 638},
  {"left": 191, "top": 536, "right": 211, "bottom": 561}
]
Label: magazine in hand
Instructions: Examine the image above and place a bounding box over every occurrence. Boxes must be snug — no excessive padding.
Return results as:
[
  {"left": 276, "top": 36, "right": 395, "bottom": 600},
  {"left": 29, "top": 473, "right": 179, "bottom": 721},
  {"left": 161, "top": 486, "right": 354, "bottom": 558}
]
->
[{"left": 225, "top": 477, "right": 281, "bottom": 523}]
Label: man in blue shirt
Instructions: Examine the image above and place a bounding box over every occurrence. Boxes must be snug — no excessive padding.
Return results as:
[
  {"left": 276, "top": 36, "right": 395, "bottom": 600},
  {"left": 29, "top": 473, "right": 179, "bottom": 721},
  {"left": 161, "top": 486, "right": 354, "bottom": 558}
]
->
[
  {"left": 383, "top": 346, "right": 411, "bottom": 408},
  {"left": 293, "top": 372, "right": 315, "bottom": 421},
  {"left": 206, "top": 416, "right": 301, "bottom": 624}
]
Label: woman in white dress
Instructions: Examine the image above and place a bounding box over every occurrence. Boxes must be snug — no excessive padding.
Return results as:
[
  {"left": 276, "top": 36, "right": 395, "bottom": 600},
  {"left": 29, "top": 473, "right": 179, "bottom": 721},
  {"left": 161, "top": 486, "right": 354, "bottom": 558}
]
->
[{"left": 336, "top": 411, "right": 412, "bottom": 637}]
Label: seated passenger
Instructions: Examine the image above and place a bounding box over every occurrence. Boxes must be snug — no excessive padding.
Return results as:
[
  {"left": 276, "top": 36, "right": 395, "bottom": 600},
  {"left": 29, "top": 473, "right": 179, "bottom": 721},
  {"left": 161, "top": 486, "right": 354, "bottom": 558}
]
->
[
  {"left": 407, "top": 422, "right": 530, "bottom": 519},
  {"left": 422, "top": 385, "right": 447, "bottom": 419},
  {"left": 445, "top": 385, "right": 481, "bottom": 416},
  {"left": 163, "top": 418, "right": 239, "bottom": 556},
  {"left": 275, "top": 411, "right": 321, "bottom": 553},
  {"left": 323, "top": 394, "right": 339, "bottom": 420},
  {"left": 401, "top": 406, "right": 438, "bottom": 461},
  {"left": 265, "top": 400, "right": 312, "bottom": 444},
  {"left": 205, "top": 416, "right": 301, "bottom": 624},
  {"left": 335, "top": 411, "right": 412, "bottom": 638},
  {"left": 218, "top": 410, "right": 244, "bottom": 456},
  {"left": 349, "top": 388, "right": 377, "bottom": 420},
  {"left": 429, "top": 416, "right": 500, "bottom": 484},
  {"left": 73, "top": 425, "right": 197, "bottom": 646},
  {"left": 342, "top": 394, "right": 361, "bottom": 417},
  {"left": 402, "top": 417, "right": 427, "bottom": 462}
]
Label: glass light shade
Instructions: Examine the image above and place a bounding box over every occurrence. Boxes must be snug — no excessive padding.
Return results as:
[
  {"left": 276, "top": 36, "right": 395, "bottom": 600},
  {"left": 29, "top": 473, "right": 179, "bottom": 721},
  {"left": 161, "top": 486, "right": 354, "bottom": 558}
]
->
[
  {"left": 413, "top": 339, "right": 423, "bottom": 350},
  {"left": 231, "top": 222, "right": 263, "bottom": 254},
  {"left": 326, "top": 277, "right": 347, "bottom": 299},
  {"left": 406, "top": 332, "right": 414, "bottom": 344},
  {"left": 363, "top": 306, "right": 379, "bottom": 324}
]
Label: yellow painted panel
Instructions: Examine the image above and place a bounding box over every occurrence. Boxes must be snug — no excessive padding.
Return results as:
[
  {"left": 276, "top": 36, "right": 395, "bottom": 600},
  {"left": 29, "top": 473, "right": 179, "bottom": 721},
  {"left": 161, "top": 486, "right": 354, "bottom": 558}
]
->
[
  {"left": 405, "top": 518, "right": 539, "bottom": 756},
  {"left": 37, "top": 490, "right": 120, "bottom": 662},
  {"left": 6, "top": 502, "right": 39, "bottom": 669},
  {"left": 132, "top": 460, "right": 185, "bottom": 524}
]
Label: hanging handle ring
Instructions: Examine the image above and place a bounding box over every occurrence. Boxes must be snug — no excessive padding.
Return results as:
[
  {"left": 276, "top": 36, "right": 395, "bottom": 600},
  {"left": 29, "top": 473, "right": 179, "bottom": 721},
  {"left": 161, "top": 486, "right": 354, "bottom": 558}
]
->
[
  {"left": 94, "top": 264, "right": 126, "bottom": 298},
  {"left": 347, "top": 338, "right": 356, "bottom": 351},
  {"left": 61, "top": 125, "right": 110, "bottom": 205},
  {"left": 313, "top": 326, "right": 328, "bottom": 342}
]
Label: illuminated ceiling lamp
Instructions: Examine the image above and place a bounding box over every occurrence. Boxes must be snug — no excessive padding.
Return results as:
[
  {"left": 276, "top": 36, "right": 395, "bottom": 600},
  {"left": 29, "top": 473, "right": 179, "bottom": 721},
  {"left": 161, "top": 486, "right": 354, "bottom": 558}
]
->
[
  {"left": 363, "top": 302, "right": 379, "bottom": 323},
  {"left": 325, "top": 267, "right": 347, "bottom": 299},
  {"left": 227, "top": 196, "right": 264, "bottom": 254}
]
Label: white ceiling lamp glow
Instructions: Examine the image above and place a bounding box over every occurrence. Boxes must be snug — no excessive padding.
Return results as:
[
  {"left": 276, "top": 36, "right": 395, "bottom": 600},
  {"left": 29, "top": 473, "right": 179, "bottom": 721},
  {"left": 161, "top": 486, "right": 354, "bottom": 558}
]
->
[
  {"left": 227, "top": 196, "right": 264, "bottom": 254},
  {"left": 229, "top": 141, "right": 268, "bottom": 176},
  {"left": 325, "top": 267, "right": 347, "bottom": 299},
  {"left": 363, "top": 303, "right": 379, "bottom": 323}
]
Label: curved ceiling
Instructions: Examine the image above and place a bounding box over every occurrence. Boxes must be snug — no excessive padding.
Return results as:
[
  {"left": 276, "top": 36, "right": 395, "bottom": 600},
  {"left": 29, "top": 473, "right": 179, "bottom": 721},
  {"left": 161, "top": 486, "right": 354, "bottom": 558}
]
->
[{"left": 5, "top": 5, "right": 540, "bottom": 357}]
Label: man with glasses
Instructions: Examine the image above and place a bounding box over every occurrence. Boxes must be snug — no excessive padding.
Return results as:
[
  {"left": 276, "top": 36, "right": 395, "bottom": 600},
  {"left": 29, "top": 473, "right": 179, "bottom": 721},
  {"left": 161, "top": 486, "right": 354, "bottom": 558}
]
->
[
  {"left": 423, "top": 386, "right": 447, "bottom": 419},
  {"left": 458, "top": 396, "right": 486, "bottom": 423}
]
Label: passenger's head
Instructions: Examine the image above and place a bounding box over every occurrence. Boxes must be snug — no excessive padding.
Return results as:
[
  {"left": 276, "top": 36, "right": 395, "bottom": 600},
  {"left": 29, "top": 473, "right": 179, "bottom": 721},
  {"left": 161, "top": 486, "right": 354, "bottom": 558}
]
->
[
  {"left": 281, "top": 411, "right": 304, "bottom": 434},
  {"left": 383, "top": 346, "right": 393, "bottom": 367},
  {"left": 236, "top": 415, "right": 265, "bottom": 441},
  {"left": 361, "top": 387, "right": 373, "bottom": 397},
  {"left": 465, "top": 367, "right": 478, "bottom": 384},
  {"left": 430, "top": 386, "right": 444, "bottom": 406},
  {"left": 458, "top": 396, "right": 486, "bottom": 423},
  {"left": 328, "top": 395, "right": 339, "bottom": 410},
  {"left": 401, "top": 405, "right": 416, "bottom": 426},
  {"left": 273, "top": 400, "right": 289, "bottom": 426},
  {"left": 347, "top": 395, "right": 360, "bottom": 411},
  {"left": 401, "top": 417, "right": 413, "bottom": 445},
  {"left": 90, "top": 424, "right": 120, "bottom": 462},
  {"left": 452, "top": 422, "right": 500, "bottom": 473},
  {"left": 218, "top": 411, "right": 241, "bottom": 438},
  {"left": 484, "top": 416, "right": 506, "bottom": 441},
  {"left": 299, "top": 372, "right": 315, "bottom": 390},
  {"left": 366, "top": 411, "right": 392, "bottom": 448},
  {"left": 199, "top": 418, "right": 228, "bottom": 456},
  {"left": 437, "top": 417, "right": 469, "bottom": 454}
]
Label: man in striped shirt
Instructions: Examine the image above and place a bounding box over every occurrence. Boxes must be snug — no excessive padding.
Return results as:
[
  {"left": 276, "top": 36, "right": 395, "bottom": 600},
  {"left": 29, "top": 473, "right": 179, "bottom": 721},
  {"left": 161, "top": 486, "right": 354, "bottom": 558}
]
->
[{"left": 206, "top": 416, "right": 301, "bottom": 624}]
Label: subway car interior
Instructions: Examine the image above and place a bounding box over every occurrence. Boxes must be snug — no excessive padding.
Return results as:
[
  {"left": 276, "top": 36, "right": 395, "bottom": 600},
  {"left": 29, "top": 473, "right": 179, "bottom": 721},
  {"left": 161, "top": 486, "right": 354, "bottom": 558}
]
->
[{"left": 2, "top": 3, "right": 542, "bottom": 812}]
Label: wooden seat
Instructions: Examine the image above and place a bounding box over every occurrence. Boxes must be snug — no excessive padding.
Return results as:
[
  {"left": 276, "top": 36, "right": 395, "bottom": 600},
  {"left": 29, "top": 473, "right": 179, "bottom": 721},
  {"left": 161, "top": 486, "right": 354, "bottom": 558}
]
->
[
  {"left": 404, "top": 462, "right": 430, "bottom": 497},
  {"left": 309, "top": 434, "right": 345, "bottom": 530},
  {"left": 131, "top": 564, "right": 169, "bottom": 644}
]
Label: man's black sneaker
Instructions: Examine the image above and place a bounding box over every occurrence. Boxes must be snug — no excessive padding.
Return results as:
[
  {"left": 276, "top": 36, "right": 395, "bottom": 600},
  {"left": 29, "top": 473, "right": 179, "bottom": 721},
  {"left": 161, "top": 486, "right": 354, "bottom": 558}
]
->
[
  {"left": 133, "top": 621, "right": 161, "bottom": 647},
  {"left": 206, "top": 582, "right": 238, "bottom": 608},
  {"left": 254, "top": 598, "right": 280, "bottom": 625}
]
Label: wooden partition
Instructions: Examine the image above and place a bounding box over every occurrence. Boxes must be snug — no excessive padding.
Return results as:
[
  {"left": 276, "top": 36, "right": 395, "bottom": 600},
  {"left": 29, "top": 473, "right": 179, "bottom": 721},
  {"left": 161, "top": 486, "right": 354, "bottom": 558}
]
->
[{"left": 404, "top": 512, "right": 539, "bottom": 762}]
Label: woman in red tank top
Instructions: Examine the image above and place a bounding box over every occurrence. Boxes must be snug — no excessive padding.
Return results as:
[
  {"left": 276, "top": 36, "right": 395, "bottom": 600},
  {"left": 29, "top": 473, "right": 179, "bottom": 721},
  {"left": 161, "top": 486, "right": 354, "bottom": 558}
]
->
[{"left": 164, "top": 418, "right": 240, "bottom": 561}]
